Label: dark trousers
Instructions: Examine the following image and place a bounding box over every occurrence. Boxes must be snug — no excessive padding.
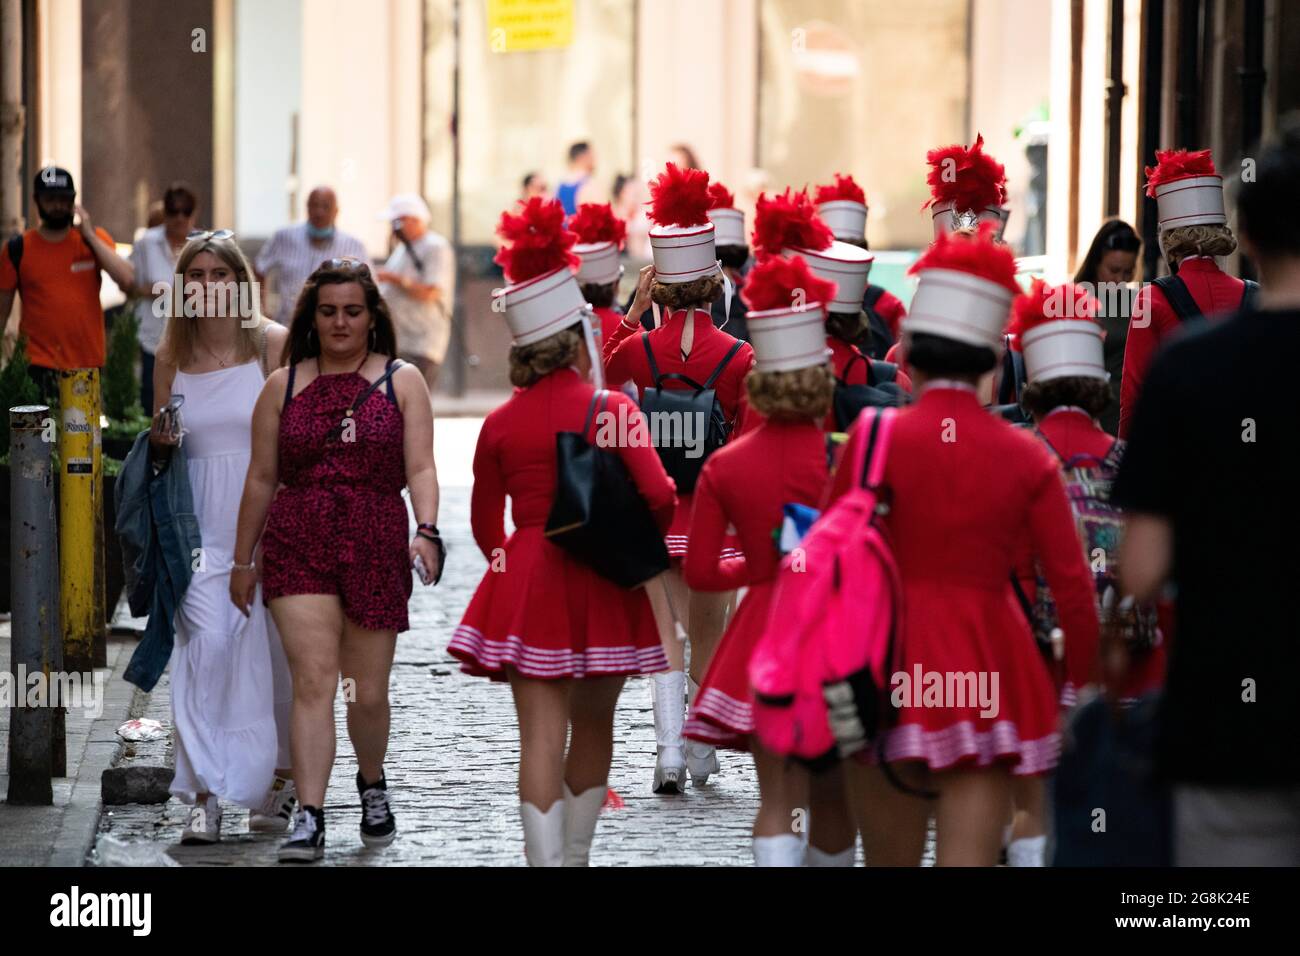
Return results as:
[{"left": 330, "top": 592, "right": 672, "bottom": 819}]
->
[
  {"left": 27, "top": 365, "right": 59, "bottom": 407},
  {"left": 140, "top": 348, "right": 156, "bottom": 414}
]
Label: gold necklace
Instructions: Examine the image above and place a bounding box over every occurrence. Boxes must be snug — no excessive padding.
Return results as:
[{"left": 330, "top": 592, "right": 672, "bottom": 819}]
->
[{"left": 204, "top": 341, "right": 239, "bottom": 368}]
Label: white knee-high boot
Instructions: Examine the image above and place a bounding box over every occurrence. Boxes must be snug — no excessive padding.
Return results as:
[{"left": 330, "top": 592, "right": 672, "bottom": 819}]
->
[
  {"left": 562, "top": 784, "right": 605, "bottom": 867},
  {"left": 685, "top": 676, "right": 720, "bottom": 786},
  {"left": 753, "top": 833, "right": 806, "bottom": 867},
  {"left": 651, "top": 671, "right": 686, "bottom": 794},
  {"left": 1007, "top": 835, "right": 1047, "bottom": 867},
  {"left": 519, "top": 801, "right": 564, "bottom": 867},
  {"left": 805, "top": 844, "right": 856, "bottom": 866}
]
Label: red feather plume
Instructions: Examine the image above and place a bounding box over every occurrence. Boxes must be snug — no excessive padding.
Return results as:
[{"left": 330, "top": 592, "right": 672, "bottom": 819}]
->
[
  {"left": 1007, "top": 279, "right": 1101, "bottom": 351},
  {"left": 751, "top": 188, "right": 834, "bottom": 259},
  {"left": 814, "top": 173, "right": 867, "bottom": 206},
  {"left": 707, "top": 181, "right": 736, "bottom": 210},
  {"left": 922, "top": 133, "right": 1008, "bottom": 212},
  {"left": 1144, "top": 148, "right": 1218, "bottom": 197},
  {"left": 741, "top": 254, "right": 838, "bottom": 313},
  {"left": 908, "top": 221, "right": 1020, "bottom": 294},
  {"left": 568, "top": 203, "right": 627, "bottom": 249},
  {"left": 647, "top": 162, "right": 712, "bottom": 227},
  {"left": 493, "top": 197, "right": 579, "bottom": 283}
]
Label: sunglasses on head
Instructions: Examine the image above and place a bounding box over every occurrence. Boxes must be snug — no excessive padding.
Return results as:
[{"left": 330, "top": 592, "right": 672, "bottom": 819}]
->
[
  {"left": 321, "top": 257, "right": 370, "bottom": 275},
  {"left": 187, "top": 229, "right": 234, "bottom": 241}
]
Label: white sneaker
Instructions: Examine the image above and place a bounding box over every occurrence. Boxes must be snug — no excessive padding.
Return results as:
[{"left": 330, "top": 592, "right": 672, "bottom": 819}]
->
[
  {"left": 651, "top": 672, "right": 687, "bottom": 795},
  {"left": 250, "top": 776, "right": 298, "bottom": 833},
  {"left": 180, "top": 795, "right": 222, "bottom": 845}
]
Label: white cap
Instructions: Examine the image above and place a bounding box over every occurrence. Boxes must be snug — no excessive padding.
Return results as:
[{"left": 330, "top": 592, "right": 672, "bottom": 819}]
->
[
  {"left": 1021, "top": 319, "right": 1107, "bottom": 384},
  {"left": 930, "top": 200, "right": 1005, "bottom": 239},
  {"left": 708, "top": 208, "right": 746, "bottom": 246},
  {"left": 816, "top": 200, "right": 868, "bottom": 243},
  {"left": 747, "top": 303, "right": 832, "bottom": 373},
  {"left": 650, "top": 222, "right": 720, "bottom": 284},
  {"left": 786, "top": 241, "right": 873, "bottom": 313},
  {"left": 1154, "top": 175, "right": 1226, "bottom": 229},
  {"left": 903, "top": 268, "right": 1015, "bottom": 349},
  {"left": 493, "top": 265, "right": 590, "bottom": 346},
  {"left": 574, "top": 241, "right": 621, "bottom": 285},
  {"left": 379, "top": 193, "right": 432, "bottom": 222}
]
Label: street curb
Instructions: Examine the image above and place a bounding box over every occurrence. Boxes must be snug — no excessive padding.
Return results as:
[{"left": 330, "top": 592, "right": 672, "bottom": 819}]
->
[{"left": 47, "top": 639, "right": 139, "bottom": 867}]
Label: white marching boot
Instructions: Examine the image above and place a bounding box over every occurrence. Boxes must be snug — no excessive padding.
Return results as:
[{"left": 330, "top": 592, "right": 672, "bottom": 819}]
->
[
  {"left": 805, "top": 844, "right": 856, "bottom": 867},
  {"left": 1007, "top": 834, "right": 1047, "bottom": 867},
  {"left": 520, "top": 801, "right": 565, "bottom": 867},
  {"left": 562, "top": 784, "right": 605, "bottom": 867},
  {"left": 753, "top": 833, "right": 806, "bottom": 867},
  {"left": 685, "top": 676, "right": 720, "bottom": 787},
  {"left": 651, "top": 671, "right": 687, "bottom": 794}
]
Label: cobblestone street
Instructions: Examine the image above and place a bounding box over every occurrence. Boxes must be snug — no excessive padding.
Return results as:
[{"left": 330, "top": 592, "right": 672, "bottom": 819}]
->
[{"left": 96, "top": 418, "right": 767, "bottom": 866}]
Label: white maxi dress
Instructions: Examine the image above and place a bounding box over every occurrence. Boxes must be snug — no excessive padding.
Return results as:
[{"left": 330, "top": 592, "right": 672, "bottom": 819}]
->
[{"left": 168, "top": 359, "right": 292, "bottom": 807}]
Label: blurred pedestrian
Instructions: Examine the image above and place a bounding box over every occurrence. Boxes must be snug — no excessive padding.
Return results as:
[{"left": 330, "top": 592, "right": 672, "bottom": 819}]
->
[
  {"left": 521, "top": 171, "right": 549, "bottom": 201},
  {"left": 0, "top": 166, "right": 135, "bottom": 400},
  {"left": 612, "top": 172, "right": 651, "bottom": 261},
  {"left": 375, "top": 194, "right": 453, "bottom": 391},
  {"left": 129, "top": 181, "right": 199, "bottom": 413},
  {"left": 1072, "top": 218, "right": 1141, "bottom": 434},
  {"left": 150, "top": 230, "right": 293, "bottom": 844},
  {"left": 668, "top": 143, "right": 701, "bottom": 171},
  {"left": 1113, "top": 120, "right": 1300, "bottom": 866},
  {"left": 232, "top": 259, "right": 442, "bottom": 863},
  {"left": 254, "top": 186, "right": 368, "bottom": 326},
  {"left": 557, "top": 141, "right": 598, "bottom": 216}
]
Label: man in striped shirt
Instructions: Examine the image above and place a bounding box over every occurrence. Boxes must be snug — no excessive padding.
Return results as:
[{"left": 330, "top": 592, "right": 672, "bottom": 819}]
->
[{"left": 254, "top": 186, "right": 369, "bottom": 325}]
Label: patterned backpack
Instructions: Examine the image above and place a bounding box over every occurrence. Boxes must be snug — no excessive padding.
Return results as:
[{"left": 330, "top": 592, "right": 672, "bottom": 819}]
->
[{"left": 1017, "top": 436, "right": 1160, "bottom": 654}]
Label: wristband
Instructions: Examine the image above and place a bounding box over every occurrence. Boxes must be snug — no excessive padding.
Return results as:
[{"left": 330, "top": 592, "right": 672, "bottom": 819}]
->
[
  {"left": 232, "top": 560, "right": 256, "bottom": 572},
  {"left": 417, "top": 522, "right": 440, "bottom": 535}
]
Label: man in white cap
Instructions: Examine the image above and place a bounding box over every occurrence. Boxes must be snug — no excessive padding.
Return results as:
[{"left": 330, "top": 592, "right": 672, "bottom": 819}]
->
[{"left": 376, "top": 193, "right": 454, "bottom": 390}]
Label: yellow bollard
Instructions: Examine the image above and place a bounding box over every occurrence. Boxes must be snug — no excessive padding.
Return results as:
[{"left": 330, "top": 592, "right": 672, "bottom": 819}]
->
[{"left": 58, "top": 369, "right": 104, "bottom": 675}]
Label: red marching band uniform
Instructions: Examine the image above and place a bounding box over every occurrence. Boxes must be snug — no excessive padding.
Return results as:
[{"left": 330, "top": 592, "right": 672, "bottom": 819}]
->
[
  {"left": 827, "top": 229, "right": 1098, "bottom": 775},
  {"left": 1120, "top": 149, "right": 1247, "bottom": 438},
  {"left": 450, "top": 197, "right": 675, "bottom": 682},
  {"left": 683, "top": 255, "right": 839, "bottom": 749}
]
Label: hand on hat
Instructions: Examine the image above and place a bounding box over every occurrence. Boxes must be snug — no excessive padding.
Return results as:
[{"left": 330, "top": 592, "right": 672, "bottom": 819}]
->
[{"left": 626, "top": 264, "right": 656, "bottom": 324}]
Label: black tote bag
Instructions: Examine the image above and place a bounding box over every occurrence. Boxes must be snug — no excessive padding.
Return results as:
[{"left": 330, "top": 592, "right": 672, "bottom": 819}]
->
[{"left": 544, "top": 389, "right": 670, "bottom": 589}]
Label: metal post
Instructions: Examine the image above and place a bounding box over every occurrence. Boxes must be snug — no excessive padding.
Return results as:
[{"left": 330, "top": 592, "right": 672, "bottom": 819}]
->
[
  {"left": 58, "top": 369, "right": 103, "bottom": 676},
  {"left": 0, "top": 0, "right": 24, "bottom": 242},
  {"left": 8, "top": 404, "right": 54, "bottom": 805}
]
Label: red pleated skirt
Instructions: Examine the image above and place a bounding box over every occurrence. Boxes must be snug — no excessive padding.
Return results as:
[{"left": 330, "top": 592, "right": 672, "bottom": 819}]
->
[
  {"left": 683, "top": 581, "right": 774, "bottom": 751},
  {"left": 449, "top": 526, "right": 668, "bottom": 681},
  {"left": 665, "top": 490, "right": 743, "bottom": 562}
]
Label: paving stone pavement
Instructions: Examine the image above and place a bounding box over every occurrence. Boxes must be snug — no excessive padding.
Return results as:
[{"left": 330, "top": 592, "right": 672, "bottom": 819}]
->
[{"left": 96, "top": 418, "right": 777, "bottom": 866}]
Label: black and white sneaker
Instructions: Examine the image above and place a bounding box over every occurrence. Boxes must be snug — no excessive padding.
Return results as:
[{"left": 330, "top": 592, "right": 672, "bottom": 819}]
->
[
  {"left": 357, "top": 771, "right": 397, "bottom": 848},
  {"left": 278, "top": 806, "right": 325, "bottom": 863}
]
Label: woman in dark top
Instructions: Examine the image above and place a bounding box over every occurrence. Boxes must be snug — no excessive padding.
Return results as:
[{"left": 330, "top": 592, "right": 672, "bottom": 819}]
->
[{"left": 1073, "top": 219, "right": 1141, "bottom": 434}]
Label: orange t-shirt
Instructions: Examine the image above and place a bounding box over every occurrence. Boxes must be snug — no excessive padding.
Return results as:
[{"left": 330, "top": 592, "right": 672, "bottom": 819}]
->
[{"left": 0, "top": 227, "right": 112, "bottom": 369}]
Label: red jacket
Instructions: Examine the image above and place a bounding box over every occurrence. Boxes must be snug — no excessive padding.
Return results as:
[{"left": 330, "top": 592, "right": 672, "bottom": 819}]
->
[
  {"left": 1119, "top": 257, "right": 1246, "bottom": 438},
  {"left": 684, "top": 418, "right": 828, "bottom": 591},
  {"left": 593, "top": 306, "right": 623, "bottom": 357},
  {"left": 870, "top": 286, "right": 908, "bottom": 340},
  {"left": 470, "top": 367, "right": 676, "bottom": 557},
  {"left": 826, "top": 386, "right": 1099, "bottom": 685}
]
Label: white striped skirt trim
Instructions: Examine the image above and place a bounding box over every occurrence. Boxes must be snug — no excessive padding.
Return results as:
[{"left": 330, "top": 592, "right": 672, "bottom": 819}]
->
[{"left": 449, "top": 625, "right": 669, "bottom": 680}]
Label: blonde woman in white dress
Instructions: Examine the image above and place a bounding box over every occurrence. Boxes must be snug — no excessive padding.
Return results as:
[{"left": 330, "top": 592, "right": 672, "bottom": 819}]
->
[{"left": 150, "top": 230, "right": 294, "bottom": 843}]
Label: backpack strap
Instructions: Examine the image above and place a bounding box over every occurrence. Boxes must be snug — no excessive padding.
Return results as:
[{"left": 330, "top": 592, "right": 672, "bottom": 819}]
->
[
  {"left": 855, "top": 407, "right": 895, "bottom": 491},
  {"left": 866, "top": 359, "right": 898, "bottom": 387},
  {"left": 837, "top": 350, "right": 866, "bottom": 386},
  {"left": 703, "top": 339, "right": 746, "bottom": 390},
  {"left": 863, "top": 284, "right": 885, "bottom": 310},
  {"left": 1151, "top": 274, "right": 1202, "bottom": 323},
  {"left": 641, "top": 333, "right": 664, "bottom": 388},
  {"left": 581, "top": 388, "right": 608, "bottom": 440},
  {"left": 1241, "top": 279, "right": 1260, "bottom": 313}
]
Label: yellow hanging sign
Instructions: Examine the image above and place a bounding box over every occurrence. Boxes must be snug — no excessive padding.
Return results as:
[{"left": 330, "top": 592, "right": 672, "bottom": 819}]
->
[{"left": 487, "top": 0, "right": 574, "bottom": 52}]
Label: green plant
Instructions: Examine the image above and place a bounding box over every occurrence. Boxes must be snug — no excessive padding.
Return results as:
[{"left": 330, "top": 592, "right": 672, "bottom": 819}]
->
[
  {"left": 104, "top": 308, "right": 144, "bottom": 422},
  {"left": 103, "top": 413, "right": 153, "bottom": 442},
  {"left": 0, "top": 337, "right": 44, "bottom": 451}
]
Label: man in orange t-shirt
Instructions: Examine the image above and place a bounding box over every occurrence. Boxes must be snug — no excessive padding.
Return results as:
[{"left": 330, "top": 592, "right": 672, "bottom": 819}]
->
[{"left": 1, "top": 166, "right": 135, "bottom": 400}]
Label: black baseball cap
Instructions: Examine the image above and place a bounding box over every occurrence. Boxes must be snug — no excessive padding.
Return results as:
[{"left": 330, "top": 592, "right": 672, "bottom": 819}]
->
[{"left": 33, "top": 166, "right": 76, "bottom": 197}]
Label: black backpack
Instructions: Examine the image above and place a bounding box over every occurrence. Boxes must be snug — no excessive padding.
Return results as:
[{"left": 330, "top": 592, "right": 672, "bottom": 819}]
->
[
  {"left": 856, "top": 285, "right": 896, "bottom": 360},
  {"left": 639, "top": 333, "right": 744, "bottom": 494},
  {"left": 1151, "top": 273, "right": 1258, "bottom": 323},
  {"left": 831, "top": 352, "right": 905, "bottom": 431}
]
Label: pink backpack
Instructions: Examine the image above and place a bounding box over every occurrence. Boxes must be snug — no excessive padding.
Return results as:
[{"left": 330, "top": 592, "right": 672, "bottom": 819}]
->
[{"left": 749, "top": 407, "right": 902, "bottom": 768}]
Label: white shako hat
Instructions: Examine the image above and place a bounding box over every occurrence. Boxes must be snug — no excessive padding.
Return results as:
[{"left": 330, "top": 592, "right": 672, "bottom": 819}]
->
[
  {"left": 569, "top": 202, "right": 627, "bottom": 286},
  {"left": 753, "top": 187, "right": 873, "bottom": 313},
  {"left": 924, "top": 134, "right": 1009, "bottom": 240},
  {"left": 813, "top": 173, "right": 869, "bottom": 243},
  {"left": 788, "top": 242, "right": 873, "bottom": 314},
  {"left": 647, "top": 162, "right": 721, "bottom": 284},
  {"left": 1145, "top": 148, "right": 1226, "bottom": 229},
  {"left": 1011, "top": 281, "right": 1107, "bottom": 384},
  {"left": 708, "top": 208, "right": 745, "bottom": 246},
  {"left": 741, "top": 255, "right": 835, "bottom": 373},
  {"left": 902, "top": 225, "right": 1018, "bottom": 350},
  {"left": 493, "top": 197, "right": 590, "bottom": 346}
]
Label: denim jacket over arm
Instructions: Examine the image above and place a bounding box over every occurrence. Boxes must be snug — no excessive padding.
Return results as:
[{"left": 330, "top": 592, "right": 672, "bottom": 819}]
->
[{"left": 116, "top": 430, "right": 202, "bottom": 692}]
